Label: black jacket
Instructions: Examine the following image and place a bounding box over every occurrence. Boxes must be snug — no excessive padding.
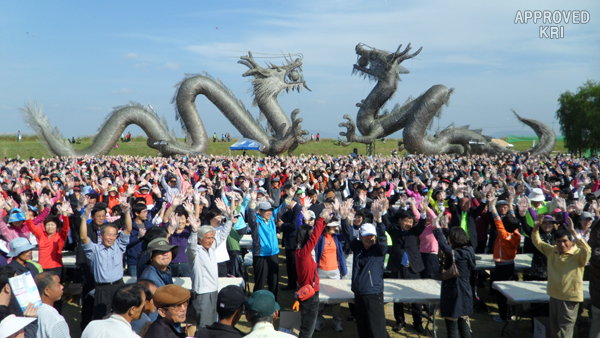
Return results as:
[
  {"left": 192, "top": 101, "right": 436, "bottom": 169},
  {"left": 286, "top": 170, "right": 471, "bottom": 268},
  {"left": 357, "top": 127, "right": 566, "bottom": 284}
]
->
[
  {"left": 281, "top": 201, "right": 302, "bottom": 249},
  {"left": 146, "top": 316, "right": 187, "bottom": 338},
  {"left": 342, "top": 219, "right": 387, "bottom": 295},
  {"left": 447, "top": 197, "right": 485, "bottom": 248},
  {"left": 195, "top": 322, "right": 244, "bottom": 338},
  {"left": 385, "top": 213, "right": 427, "bottom": 273},
  {"left": 433, "top": 228, "right": 476, "bottom": 318}
]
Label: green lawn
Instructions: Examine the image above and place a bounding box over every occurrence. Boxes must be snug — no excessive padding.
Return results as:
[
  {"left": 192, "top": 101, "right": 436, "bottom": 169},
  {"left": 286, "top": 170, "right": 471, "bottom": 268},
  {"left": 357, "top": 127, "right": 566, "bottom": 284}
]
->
[{"left": 0, "top": 137, "right": 566, "bottom": 159}]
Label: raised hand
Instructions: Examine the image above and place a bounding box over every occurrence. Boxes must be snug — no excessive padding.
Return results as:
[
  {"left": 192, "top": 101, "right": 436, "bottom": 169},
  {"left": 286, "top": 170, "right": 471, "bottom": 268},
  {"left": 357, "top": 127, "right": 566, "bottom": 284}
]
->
[
  {"left": 575, "top": 197, "right": 585, "bottom": 214},
  {"left": 304, "top": 197, "right": 313, "bottom": 211},
  {"left": 126, "top": 184, "right": 135, "bottom": 197},
  {"left": 188, "top": 213, "right": 200, "bottom": 232},
  {"left": 118, "top": 193, "right": 130, "bottom": 211},
  {"left": 320, "top": 204, "right": 334, "bottom": 223},
  {"left": 332, "top": 199, "right": 341, "bottom": 214},
  {"left": 507, "top": 186, "right": 516, "bottom": 197},
  {"left": 518, "top": 196, "right": 529, "bottom": 217},
  {"left": 19, "top": 193, "right": 28, "bottom": 205},
  {"left": 565, "top": 216, "right": 577, "bottom": 237},
  {"left": 371, "top": 199, "right": 382, "bottom": 219},
  {"left": 169, "top": 213, "right": 180, "bottom": 233},
  {"left": 172, "top": 193, "right": 184, "bottom": 206},
  {"left": 214, "top": 198, "right": 228, "bottom": 213},
  {"left": 378, "top": 196, "right": 388, "bottom": 212},
  {"left": 193, "top": 190, "right": 201, "bottom": 204},
  {"left": 418, "top": 198, "right": 429, "bottom": 215},
  {"left": 183, "top": 200, "right": 194, "bottom": 215}
]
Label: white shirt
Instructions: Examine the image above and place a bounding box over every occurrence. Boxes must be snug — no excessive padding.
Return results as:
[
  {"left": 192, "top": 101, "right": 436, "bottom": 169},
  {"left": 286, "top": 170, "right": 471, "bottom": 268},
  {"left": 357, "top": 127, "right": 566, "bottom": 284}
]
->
[
  {"left": 81, "top": 314, "right": 140, "bottom": 338},
  {"left": 245, "top": 322, "right": 296, "bottom": 338},
  {"left": 187, "top": 220, "right": 232, "bottom": 294},
  {"left": 215, "top": 225, "right": 231, "bottom": 263},
  {"left": 36, "top": 303, "right": 71, "bottom": 338}
]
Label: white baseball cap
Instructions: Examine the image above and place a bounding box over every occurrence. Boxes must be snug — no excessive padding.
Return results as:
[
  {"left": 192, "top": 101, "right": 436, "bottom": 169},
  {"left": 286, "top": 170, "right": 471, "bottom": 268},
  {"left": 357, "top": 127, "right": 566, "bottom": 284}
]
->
[
  {"left": 0, "top": 315, "right": 36, "bottom": 338},
  {"left": 359, "top": 223, "right": 377, "bottom": 237}
]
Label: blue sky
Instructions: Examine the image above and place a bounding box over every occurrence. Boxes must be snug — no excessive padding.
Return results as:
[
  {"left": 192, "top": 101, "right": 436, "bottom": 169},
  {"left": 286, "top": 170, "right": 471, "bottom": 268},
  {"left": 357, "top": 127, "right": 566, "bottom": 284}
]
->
[{"left": 1, "top": 0, "right": 598, "bottom": 140}]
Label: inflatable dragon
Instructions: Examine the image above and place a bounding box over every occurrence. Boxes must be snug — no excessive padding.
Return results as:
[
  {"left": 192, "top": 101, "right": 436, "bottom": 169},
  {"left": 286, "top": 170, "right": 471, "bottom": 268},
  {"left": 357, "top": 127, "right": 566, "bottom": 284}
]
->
[
  {"left": 339, "top": 43, "right": 555, "bottom": 155},
  {"left": 21, "top": 52, "right": 309, "bottom": 157}
]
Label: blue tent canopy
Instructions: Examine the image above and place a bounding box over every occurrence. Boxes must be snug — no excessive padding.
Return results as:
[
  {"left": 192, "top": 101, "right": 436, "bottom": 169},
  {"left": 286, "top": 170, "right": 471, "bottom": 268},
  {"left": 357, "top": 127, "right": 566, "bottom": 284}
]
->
[{"left": 229, "top": 138, "right": 265, "bottom": 151}]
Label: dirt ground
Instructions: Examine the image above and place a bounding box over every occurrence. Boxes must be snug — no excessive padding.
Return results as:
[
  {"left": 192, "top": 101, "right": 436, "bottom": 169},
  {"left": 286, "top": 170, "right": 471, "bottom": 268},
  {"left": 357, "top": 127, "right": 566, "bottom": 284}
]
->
[{"left": 60, "top": 253, "right": 592, "bottom": 338}]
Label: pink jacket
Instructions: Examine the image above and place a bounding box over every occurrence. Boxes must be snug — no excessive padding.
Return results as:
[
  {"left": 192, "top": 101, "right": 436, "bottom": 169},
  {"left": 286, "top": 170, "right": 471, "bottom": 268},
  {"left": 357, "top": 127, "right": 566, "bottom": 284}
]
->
[{"left": 413, "top": 208, "right": 438, "bottom": 254}]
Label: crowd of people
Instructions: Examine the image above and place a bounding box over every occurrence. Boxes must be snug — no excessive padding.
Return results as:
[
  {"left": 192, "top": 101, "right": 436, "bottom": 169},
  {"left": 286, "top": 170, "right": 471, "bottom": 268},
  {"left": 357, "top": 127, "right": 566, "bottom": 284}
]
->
[{"left": 0, "top": 152, "right": 598, "bottom": 338}]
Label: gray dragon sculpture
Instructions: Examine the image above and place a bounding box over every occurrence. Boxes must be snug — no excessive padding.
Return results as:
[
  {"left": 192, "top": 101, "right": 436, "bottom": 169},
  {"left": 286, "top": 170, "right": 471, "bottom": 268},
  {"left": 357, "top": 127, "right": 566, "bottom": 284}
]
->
[
  {"left": 21, "top": 52, "right": 309, "bottom": 157},
  {"left": 339, "top": 43, "right": 555, "bottom": 155}
]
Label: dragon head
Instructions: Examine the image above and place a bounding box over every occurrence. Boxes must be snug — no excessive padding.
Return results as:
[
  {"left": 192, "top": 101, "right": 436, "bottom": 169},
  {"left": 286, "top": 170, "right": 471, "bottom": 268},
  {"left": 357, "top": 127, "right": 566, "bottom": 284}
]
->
[
  {"left": 352, "top": 43, "right": 423, "bottom": 82},
  {"left": 239, "top": 52, "right": 311, "bottom": 106}
]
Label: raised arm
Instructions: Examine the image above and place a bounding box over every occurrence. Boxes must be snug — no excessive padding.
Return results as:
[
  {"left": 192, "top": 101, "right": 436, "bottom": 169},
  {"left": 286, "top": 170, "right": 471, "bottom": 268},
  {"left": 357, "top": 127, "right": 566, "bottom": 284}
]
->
[
  {"left": 186, "top": 212, "right": 201, "bottom": 262},
  {"left": 119, "top": 194, "right": 132, "bottom": 235},
  {"left": 214, "top": 198, "right": 234, "bottom": 247},
  {"left": 58, "top": 204, "right": 71, "bottom": 239},
  {"left": 80, "top": 203, "right": 92, "bottom": 245},
  {"left": 531, "top": 212, "right": 552, "bottom": 256},
  {"left": 432, "top": 226, "right": 453, "bottom": 255}
]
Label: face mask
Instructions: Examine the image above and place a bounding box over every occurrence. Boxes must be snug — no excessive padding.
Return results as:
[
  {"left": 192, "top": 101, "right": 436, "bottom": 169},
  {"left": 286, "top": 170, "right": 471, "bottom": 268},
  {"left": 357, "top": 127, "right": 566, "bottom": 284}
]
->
[{"left": 300, "top": 193, "right": 306, "bottom": 198}]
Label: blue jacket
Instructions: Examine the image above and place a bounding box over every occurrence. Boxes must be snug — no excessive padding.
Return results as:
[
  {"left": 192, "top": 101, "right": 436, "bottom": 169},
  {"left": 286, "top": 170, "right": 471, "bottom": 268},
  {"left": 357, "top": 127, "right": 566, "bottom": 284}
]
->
[
  {"left": 315, "top": 234, "right": 348, "bottom": 278},
  {"left": 342, "top": 220, "right": 387, "bottom": 296},
  {"left": 139, "top": 264, "right": 173, "bottom": 288},
  {"left": 126, "top": 219, "right": 154, "bottom": 265},
  {"left": 247, "top": 200, "right": 289, "bottom": 257}
]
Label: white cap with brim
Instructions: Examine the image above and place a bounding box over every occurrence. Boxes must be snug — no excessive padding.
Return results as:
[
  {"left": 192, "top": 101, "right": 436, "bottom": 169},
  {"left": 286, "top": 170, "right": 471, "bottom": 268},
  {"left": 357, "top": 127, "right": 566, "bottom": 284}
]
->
[
  {"left": 359, "top": 223, "right": 377, "bottom": 237},
  {"left": 528, "top": 188, "right": 545, "bottom": 202},
  {"left": 0, "top": 315, "right": 36, "bottom": 338},
  {"left": 326, "top": 221, "right": 340, "bottom": 227}
]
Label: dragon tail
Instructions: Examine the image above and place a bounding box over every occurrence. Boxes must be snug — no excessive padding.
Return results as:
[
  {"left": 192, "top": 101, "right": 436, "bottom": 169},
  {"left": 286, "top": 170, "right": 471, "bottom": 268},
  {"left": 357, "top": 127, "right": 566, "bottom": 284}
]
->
[
  {"left": 512, "top": 109, "right": 556, "bottom": 156},
  {"left": 19, "top": 101, "right": 76, "bottom": 156}
]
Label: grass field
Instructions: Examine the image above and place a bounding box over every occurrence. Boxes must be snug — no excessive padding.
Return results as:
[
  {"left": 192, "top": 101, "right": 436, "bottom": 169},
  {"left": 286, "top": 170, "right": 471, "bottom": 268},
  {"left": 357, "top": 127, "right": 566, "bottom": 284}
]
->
[{"left": 0, "top": 135, "right": 567, "bottom": 159}]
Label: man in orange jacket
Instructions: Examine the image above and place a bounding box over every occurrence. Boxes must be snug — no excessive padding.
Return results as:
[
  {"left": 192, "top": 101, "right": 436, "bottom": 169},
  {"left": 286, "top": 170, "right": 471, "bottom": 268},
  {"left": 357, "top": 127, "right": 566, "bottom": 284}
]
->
[{"left": 488, "top": 195, "right": 521, "bottom": 322}]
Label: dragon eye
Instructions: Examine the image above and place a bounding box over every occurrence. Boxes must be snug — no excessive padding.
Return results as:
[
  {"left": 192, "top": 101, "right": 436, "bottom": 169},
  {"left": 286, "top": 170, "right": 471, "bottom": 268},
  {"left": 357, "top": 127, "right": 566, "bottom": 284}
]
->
[
  {"left": 358, "top": 56, "right": 368, "bottom": 67},
  {"left": 288, "top": 70, "right": 300, "bottom": 82}
]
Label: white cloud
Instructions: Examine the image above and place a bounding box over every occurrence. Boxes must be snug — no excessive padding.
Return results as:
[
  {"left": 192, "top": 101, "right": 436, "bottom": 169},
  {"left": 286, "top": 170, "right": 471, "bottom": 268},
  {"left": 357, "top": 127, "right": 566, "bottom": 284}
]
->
[
  {"left": 123, "top": 52, "right": 138, "bottom": 59},
  {"left": 162, "top": 62, "right": 180, "bottom": 70},
  {"left": 112, "top": 88, "right": 132, "bottom": 94}
]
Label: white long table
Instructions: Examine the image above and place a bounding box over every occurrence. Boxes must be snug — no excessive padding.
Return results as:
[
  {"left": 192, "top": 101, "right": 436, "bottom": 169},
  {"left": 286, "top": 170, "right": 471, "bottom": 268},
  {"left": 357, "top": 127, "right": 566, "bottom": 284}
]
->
[
  {"left": 492, "top": 281, "right": 591, "bottom": 338},
  {"left": 318, "top": 279, "right": 441, "bottom": 338},
  {"left": 123, "top": 276, "right": 244, "bottom": 292},
  {"left": 492, "top": 280, "right": 590, "bottom": 305},
  {"left": 474, "top": 254, "right": 533, "bottom": 271},
  {"left": 318, "top": 278, "right": 441, "bottom": 304}
]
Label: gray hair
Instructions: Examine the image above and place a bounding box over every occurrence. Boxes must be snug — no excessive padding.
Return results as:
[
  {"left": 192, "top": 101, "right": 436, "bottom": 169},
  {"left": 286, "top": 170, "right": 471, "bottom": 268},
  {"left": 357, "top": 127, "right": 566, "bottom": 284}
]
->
[
  {"left": 248, "top": 313, "right": 275, "bottom": 325},
  {"left": 197, "top": 225, "right": 215, "bottom": 240},
  {"left": 100, "top": 223, "right": 119, "bottom": 235}
]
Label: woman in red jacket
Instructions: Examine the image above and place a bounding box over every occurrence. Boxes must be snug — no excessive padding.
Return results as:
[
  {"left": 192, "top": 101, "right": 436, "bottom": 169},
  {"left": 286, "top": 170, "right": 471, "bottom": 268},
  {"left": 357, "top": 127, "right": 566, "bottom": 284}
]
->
[
  {"left": 25, "top": 202, "right": 71, "bottom": 276},
  {"left": 295, "top": 203, "right": 332, "bottom": 338}
]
